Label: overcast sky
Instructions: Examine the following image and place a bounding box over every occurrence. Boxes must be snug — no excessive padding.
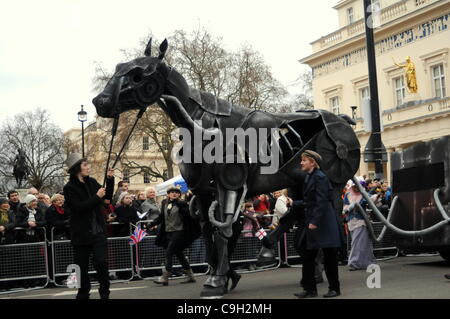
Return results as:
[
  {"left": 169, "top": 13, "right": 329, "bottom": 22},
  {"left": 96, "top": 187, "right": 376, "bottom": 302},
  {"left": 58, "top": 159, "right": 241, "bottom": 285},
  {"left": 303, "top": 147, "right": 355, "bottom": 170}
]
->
[{"left": 0, "top": 0, "right": 338, "bottom": 131}]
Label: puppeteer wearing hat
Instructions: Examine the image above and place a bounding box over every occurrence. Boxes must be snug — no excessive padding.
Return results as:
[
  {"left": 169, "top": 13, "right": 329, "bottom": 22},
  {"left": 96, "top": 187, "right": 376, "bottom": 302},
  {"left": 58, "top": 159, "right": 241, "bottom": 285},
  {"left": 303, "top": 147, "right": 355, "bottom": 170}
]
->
[{"left": 62, "top": 153, "right": 115, "bottom": 300}]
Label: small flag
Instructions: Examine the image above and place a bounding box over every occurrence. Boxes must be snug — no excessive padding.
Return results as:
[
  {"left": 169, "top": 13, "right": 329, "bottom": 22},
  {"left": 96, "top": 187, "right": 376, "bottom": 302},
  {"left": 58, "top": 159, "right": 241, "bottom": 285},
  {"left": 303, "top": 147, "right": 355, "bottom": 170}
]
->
[
  {"left": 129, "top": 225, "right": 147, "bottom": 245},
  {"left": 255, "top": 228, "right": 267, "bottom": 240}
]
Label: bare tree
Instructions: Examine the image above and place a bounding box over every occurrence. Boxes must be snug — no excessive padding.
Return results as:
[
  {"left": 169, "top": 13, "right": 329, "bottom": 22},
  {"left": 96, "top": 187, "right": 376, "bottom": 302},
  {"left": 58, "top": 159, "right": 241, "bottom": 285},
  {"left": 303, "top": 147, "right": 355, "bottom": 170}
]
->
[
  {"left": 292, "top": 69, "right": 314, "bottom": 110},
  {"left": 0, "top": 109, "right": 66, "bottom": 193}
]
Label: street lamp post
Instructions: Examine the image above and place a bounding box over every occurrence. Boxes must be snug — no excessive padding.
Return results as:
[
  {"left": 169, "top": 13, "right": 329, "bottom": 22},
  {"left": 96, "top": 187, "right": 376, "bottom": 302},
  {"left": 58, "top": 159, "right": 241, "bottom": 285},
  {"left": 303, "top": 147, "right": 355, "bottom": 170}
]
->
[
  {"left": 363, "top": 0, "right": 387, "bottom": 180},
  {"left": 78, "top": 105, "right": 87, "bottom": 158}
]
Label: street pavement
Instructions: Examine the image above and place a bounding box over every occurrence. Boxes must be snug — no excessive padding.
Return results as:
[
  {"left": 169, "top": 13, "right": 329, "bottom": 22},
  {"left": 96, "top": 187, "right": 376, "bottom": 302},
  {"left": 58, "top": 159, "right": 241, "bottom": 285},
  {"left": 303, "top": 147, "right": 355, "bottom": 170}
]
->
[{"left": 1, "top": 255, "right": 449, "bottom": 299}]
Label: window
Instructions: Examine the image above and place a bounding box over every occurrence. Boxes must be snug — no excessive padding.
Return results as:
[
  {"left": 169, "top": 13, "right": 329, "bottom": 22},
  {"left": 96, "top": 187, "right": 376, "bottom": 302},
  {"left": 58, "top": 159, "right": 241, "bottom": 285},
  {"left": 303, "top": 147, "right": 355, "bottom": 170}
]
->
[
  {"left": 123, "top": 169, "right": 130, "bottom": 183},
  {"left": 394, "top": 76, "right": 406, "bottom": 106},
  {"left": 143, "top": 171, "right": 150, "bottom": 184},
  {"left": 432, "top": 64, "right": 446, "bottom": 98},
  {"left": 360, "top": 87, "right": 370, "bottom": 104},
  {"left": 143, "top": 136, "right": 150, "bottom": 151},
  {"left": 347, "top": 7, "right": 354, "bottom": 24},
  {"left": 330, "top": 97, "right": 340, "bottom": 115}
]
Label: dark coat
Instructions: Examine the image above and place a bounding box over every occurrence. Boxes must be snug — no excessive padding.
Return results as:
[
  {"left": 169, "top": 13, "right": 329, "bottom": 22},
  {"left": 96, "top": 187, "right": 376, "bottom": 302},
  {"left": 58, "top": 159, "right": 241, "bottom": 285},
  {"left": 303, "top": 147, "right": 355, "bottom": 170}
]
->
[
  {"left": 15, "top": 203, "right": 46, "bottom": 242},
  {"left": 45, "top": 205, "right": 71, "bottom": 240},
  {"left": 63, "top": 175, "right": 114, "bottom": 245},
  {"left": 114, "top": 205, "right": 138, "bottom": 237},
  {"left": 151, "top": 198, "right": 201, "bottom": 249},
  {"left": 293, "top": 168, "right": 344, "bottom": 250},
  {"left": 0, "top": 209, "right": 16, "bottom": 244}
]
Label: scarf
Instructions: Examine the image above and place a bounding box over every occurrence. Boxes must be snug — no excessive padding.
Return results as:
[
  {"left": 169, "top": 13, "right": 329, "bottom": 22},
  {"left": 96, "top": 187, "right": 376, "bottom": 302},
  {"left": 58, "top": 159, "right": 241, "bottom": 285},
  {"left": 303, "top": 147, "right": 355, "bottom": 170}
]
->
[
  {"left": 55, "top": 205, "right": 65, "bottom": 215},
  {"left": 0, "top": 208, "right": 9, "bottom": 226},
  {"left": 347, "top": 188, "right": 363, "bottom": 204}
]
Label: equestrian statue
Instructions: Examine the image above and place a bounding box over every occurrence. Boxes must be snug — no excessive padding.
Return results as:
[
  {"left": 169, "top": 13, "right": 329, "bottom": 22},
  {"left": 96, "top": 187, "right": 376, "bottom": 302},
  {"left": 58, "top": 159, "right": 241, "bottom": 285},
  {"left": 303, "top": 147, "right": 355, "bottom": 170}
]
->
[{"left": 93, "top": 38, "right": 360, "bottom": 298}]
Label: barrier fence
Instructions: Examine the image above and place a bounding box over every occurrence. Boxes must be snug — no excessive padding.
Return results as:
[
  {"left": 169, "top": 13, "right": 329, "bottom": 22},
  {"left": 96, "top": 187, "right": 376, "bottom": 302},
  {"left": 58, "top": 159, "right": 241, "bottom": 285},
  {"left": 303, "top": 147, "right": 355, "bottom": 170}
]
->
[{"left": 0, "top": 215, "right": 401, "bottom": 294}]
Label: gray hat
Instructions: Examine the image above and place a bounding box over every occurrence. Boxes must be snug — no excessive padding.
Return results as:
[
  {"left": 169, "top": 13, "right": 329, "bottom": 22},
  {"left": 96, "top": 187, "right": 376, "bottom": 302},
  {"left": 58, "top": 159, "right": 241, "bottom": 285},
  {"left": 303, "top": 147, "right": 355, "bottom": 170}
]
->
[
  {"left": 65, "top": 153, "right": 85, "bottom": 172},
  {"left": 24, "top": 194, "right": 37, "bottom": 206},
  {"left": 117, "top": 191, "right": 130, "bottom": 205},
  {"left": 0, "top": 197, "right": 8, "bottom": 205}
]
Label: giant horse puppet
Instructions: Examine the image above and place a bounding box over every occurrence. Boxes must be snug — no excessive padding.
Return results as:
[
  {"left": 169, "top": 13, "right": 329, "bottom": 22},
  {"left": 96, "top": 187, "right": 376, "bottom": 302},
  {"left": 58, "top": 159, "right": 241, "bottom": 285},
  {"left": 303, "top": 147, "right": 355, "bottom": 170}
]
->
[{"left": 93, "top": 38, "right": 361, "bottom": 298}]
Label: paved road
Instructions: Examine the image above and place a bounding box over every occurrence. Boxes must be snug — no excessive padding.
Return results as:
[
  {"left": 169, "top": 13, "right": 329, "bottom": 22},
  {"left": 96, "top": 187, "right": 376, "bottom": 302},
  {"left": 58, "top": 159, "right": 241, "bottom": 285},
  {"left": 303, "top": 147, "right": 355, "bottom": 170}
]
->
[{"left": 1, "top": 255, "right": 449, "bottom": 299}]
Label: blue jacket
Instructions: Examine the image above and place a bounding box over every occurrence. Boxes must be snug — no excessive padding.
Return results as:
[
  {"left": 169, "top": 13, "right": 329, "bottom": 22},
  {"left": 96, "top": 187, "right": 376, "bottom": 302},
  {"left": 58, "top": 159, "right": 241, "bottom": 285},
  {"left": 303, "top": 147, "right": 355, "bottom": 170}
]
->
[{"left": 293, "top": 168, "right": 343, "bottom": 250}]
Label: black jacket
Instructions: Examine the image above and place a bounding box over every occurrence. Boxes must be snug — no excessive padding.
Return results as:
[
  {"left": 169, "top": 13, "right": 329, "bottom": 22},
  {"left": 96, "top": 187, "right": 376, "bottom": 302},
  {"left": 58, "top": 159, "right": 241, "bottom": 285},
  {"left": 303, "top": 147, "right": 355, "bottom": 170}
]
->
[
  {"left": 15, "top": 203, "right": 46, "bottom": 228},
  {"left": 45, "top": 205, "right": 71, "bottom": 240},
  {"left": 293, "top": 168, "right": 344, "bottom": 250},
  {"left": 0, "top": 209, "right": 16, "bottom": 244},
  {"left": 114, "top": 205, "right": 138, "bottom": 237},
  {"left": 63, "top": 175, "right": 114, "bottom": 245},
  {"left": 151, "top": 198, "right": 201, "bottom": 249}
]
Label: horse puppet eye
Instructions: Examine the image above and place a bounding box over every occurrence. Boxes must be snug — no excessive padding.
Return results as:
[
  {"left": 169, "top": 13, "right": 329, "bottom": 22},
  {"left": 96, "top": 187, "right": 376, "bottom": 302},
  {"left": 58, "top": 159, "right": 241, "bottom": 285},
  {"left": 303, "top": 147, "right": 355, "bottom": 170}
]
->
[{"left": 129, "top": 69, "right": 145, "bottom": 85}]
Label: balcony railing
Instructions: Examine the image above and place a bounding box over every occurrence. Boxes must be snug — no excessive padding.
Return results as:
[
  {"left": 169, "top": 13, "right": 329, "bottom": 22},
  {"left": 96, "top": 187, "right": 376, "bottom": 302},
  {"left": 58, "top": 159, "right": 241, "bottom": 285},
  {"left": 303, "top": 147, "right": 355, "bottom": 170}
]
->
[{"left": 313, "top": 0, "right": 444, "bottom": 52}]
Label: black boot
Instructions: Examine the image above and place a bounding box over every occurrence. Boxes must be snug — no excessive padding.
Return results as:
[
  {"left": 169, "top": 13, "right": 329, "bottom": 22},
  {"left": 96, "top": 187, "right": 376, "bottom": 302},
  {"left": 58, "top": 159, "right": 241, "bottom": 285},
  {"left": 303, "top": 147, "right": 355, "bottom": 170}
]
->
[
  {"left": 227, "top": 271, "right": 241, "bottom": 291},
  {"left": 323, "top": 290, "right": 341, "bottom": 298},
  {"left": 294, "top": 290, "right": 318, "bottom": 298}
]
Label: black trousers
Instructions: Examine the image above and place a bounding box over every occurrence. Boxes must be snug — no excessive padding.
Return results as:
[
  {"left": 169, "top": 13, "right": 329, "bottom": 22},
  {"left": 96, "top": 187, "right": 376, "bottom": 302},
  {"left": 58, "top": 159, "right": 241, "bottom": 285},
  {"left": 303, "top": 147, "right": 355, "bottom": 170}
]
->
[
  {"left": 73, "top": 234, "right": 110, "bottom": 299},
  {"left": 302, "top": 246, "right": 340, "bottom": 292},
  {"left": 165, "top": 231, "right": 190, "bottom": 272}
]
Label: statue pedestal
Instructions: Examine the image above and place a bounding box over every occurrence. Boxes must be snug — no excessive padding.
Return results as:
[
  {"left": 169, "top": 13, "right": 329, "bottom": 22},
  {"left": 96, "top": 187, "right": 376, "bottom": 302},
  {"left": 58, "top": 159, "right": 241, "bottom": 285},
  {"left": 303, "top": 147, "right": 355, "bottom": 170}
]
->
[
  {"left": 405, "top": 92, "right": 421, "bottom": 103},
  {"left": 16, "top": 189, "right": 29, "bottom": 203}
]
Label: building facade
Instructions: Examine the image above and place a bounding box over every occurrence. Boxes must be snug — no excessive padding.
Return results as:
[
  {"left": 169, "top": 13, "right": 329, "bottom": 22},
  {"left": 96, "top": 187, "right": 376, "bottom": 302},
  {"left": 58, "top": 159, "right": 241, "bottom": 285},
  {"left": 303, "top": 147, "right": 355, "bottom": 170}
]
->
[{"left": 300, "top": 0, "right": 450, "bottom": 182}]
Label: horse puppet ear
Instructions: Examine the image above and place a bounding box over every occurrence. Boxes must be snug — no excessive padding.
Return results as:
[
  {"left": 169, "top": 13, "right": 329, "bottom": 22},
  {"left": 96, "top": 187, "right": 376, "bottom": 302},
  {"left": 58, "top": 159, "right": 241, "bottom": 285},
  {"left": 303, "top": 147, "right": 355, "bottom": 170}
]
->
[
  {"left": 158, "top": 39, "right": 168, "bottom": 60},
  {"left": 144, "top": 37, "right": 153, "bottom": 56}
]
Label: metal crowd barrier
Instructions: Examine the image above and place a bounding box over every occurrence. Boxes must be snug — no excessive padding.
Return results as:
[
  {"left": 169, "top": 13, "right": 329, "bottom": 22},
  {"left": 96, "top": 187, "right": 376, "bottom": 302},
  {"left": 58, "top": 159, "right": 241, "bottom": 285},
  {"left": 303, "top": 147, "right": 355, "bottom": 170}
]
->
[
  {"left": 0, "top": 227, "right": 49, "bottom": 295},
  {"left": 134, "top": 220, "right": 209, "bottom": 280},
  {"left": 346, "top": 221, "right": 399, "bottom": 261},
  {"left": 231, "top": 229, "right": 281, "bottom": 273},
  {"left": 51, "top": 223, "right": 135, "bottom": 286}
]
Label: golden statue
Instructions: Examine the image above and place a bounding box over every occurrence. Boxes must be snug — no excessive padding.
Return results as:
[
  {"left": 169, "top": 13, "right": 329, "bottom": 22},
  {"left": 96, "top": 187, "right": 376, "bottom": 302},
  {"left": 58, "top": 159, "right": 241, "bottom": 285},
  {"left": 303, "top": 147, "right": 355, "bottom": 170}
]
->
[{"left": 392, "top": 56, "right": 418, "bottom": 93}]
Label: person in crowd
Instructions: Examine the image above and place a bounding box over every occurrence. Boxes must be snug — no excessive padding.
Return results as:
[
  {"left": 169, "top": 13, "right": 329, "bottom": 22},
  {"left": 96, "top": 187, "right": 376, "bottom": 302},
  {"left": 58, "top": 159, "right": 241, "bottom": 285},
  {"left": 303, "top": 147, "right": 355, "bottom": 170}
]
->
[
  {"left": 45, "top": 194, "right": 71, "bottom": 240},
  {"left": 37, "top": 193, "right": 50, "bottom": 212},
  {"left": 134, "top": 191, "right": 146, "bottom": 208},
  {"left": 0, "top": 198, "right": 15, "bottom": 245},
  {"left": 139, "top": 187, "right": 161, "bottom": 234},
  {"left": 270, "top": 190, "right": 289, "bottom": 229},
  {"left": 114, "top": 192, "right": 139, "bottom": 237},
  {"left": 288, "top": 150, "right": 343, "bottom": 298},
  {"left": 343, "top": 180, "right": 376, "bottom": 271},
  {"left": 15, "top": 194, "right": 46, "bottom": 243},
  {"left": 27, "top": 187, "right": 39, "bottom": 196},
  {"left": 101, "top": 199, "right": 116, "bottom": 237},
  {"left": 63, "top": 153, "right": 114, "bottom": 300},
  {"left": 241, "top": 202, "right": 260, "bottom": 271},
  {"left": 112, "top": 181, "right": 129, "bottom": 206},
  {"left": 7, "top": 190, "right": 20, "bottom": 214},
  {"left": 148, "top": 186, "right": 201, "bottom": 286},
  {"left": 252, "top": 194, "right": 271, "bottom": 228}
]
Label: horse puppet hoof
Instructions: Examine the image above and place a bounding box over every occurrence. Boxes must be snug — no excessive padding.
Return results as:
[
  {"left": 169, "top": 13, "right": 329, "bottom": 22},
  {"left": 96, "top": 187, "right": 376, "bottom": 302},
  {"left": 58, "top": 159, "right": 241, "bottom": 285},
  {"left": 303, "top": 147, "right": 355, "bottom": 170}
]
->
[{"left": 256, "top": 246, "right": 277, "bottom": 268}]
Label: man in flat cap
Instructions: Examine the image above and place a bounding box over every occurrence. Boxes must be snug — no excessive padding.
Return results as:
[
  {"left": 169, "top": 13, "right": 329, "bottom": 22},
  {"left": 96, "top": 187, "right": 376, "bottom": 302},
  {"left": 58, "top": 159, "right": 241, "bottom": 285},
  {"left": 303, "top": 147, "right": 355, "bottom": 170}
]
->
[{"left": 288, "top": 150, "right": 342, "bottom": 298}]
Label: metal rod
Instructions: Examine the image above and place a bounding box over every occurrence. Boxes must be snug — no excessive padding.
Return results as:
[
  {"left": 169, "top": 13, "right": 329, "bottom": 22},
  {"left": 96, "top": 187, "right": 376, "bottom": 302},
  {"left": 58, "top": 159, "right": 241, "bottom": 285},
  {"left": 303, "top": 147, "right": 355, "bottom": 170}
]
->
[
  {"left": 111, "top": 107, "right": 147, "bottom": 169},
  {"left": 103, "top": 115, "right": 120, "bottom": 187}
]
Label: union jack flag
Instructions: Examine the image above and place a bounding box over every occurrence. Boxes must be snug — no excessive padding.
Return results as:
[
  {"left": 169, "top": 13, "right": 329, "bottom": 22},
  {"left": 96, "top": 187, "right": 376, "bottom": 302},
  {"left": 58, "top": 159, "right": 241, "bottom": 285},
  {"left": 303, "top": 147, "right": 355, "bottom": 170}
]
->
[{"left": 129, "top": 225, "right": 147, "bottom": 245}]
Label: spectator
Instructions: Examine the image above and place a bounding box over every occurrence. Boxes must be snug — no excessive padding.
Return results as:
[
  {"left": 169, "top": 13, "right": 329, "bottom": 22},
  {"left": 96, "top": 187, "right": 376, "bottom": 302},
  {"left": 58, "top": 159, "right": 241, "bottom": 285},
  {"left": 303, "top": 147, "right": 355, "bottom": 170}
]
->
[
  {"left": 252, "top": 194, "right": 271, "bottom": 228},
  {"left": 241, "top": 202, "right": 260, "bottom": 271},
  {"left": 100, "top": 199, "right": 116, "bottom": 237},
  {"left": 45, "top": 194, "right": 71, "bottom": 240},
  {"left": 343, "top": 181, "right": 376, "bottom": 271},
  {"left": 270, "top": 190, "right": 288, "bottom": 229},
  {"left": 132, "top": 191, "right": 146, "bottom": 212},
  {"left": 114, "top": 192, "right": 139, "bottom": 237},
  {"left": 0, "top": 198, "right": 15, "bottom": 245},
  {"left": 37, "top": 193, "right": 50, "bottom": 212},
  {"left": 139, "top": 187, "right": 160, "bottom": 223},
  {"left": 112, "top": 181, "right": 129, "bottom": 206},
  {"left": 7, "top": 190, "right": 20, "bottom": 214},
  {"left": 15, "top": 194, "right": 46, "bottom": 243}
]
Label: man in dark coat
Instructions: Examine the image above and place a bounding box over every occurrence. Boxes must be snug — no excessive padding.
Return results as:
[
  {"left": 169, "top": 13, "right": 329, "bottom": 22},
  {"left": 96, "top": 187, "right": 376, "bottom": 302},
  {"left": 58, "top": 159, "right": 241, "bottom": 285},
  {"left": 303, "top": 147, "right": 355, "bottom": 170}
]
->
[
  {"left": 149, "top": 186, "right": 201, "bottom": 285},
  {"left": 63, "top": 153, "right": 114, "bottom": 300},
  {"left": 288, "top": 150, "right": 343, "bottom": 298}
]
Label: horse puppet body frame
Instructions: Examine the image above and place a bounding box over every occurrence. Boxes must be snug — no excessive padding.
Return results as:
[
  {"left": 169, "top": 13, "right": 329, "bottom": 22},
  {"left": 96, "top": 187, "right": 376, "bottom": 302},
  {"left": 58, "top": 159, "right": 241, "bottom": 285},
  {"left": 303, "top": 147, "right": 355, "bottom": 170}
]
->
[{"left": 93, "top": 38, "right": 360, "bottom": 298}]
